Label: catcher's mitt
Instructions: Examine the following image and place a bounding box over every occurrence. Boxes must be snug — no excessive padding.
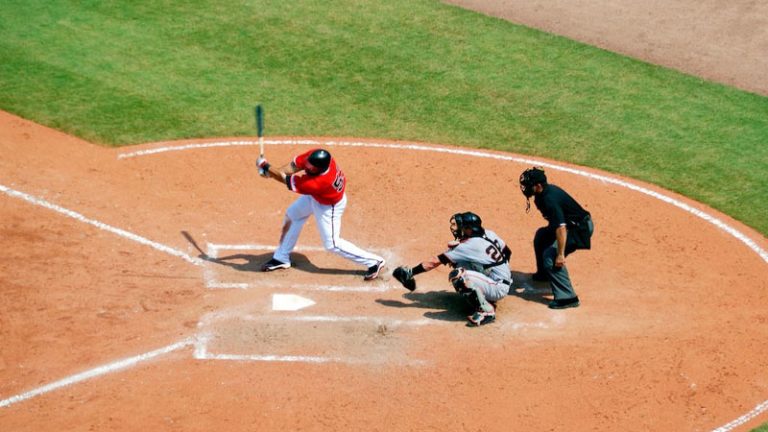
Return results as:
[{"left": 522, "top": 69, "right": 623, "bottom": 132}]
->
[{"left": 393, "top": 266, "right": 417, "bottom": 291}]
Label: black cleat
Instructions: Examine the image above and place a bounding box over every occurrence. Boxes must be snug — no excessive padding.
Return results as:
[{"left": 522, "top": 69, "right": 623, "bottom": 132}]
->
[
  {"left": 548, "top": 297, "right": 580, "bottom": 309},
  {"left": 364, "top": 260, "right": 385, "bottom": 281},
  {"left": 261, "top": 258, "right": 291, "bottom": 272}
]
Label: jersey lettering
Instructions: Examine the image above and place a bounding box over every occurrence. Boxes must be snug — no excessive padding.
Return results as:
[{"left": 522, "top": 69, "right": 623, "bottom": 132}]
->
[
  {"left": 485, "top": 245, "right": 502, "bottom": 262},
  {"left": 332, "top": 171, "right": 345, "bottom": 192}
]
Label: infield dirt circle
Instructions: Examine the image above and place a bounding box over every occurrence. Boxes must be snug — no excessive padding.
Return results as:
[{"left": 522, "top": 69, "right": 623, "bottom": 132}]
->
[{"left": 1, "top": 110, "right": 767, "bottom": 431}]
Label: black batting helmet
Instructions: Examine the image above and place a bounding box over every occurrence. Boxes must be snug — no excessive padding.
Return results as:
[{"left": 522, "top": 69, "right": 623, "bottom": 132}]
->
[
  {"left": 451, "top": 211, "right": 485, "bottom": 239},
  {"left": 519, "top": 167, "right": 547, "bottom": 197},
  {"left": 306, "top": 149, "right": 331, "bottom": 174}
]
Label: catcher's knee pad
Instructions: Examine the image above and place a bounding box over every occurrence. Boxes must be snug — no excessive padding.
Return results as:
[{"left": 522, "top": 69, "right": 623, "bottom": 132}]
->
[{"left": 449, "top": 268, "right": 469, "bottom": 293}]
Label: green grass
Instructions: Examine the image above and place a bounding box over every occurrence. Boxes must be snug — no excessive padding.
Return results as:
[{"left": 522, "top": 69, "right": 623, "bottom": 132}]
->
[{"left": 1, "top": 0, "right": 767, "bottom": 237}]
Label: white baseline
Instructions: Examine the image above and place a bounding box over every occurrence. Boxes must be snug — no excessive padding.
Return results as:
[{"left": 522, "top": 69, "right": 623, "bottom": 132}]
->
[
  {"left": 118, "top": 138, "right": 768, "bottom": 265},
  {"left": 0, "top": 184, "right": 204, "bottom": 266},
  {"left": 0, "top": 339, "right": 193, "bottom": 408}
]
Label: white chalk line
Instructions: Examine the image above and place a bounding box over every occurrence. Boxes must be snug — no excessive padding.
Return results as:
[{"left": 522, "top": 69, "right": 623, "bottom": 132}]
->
[
  {"left": 121, "top": 138, "right": 768, "bottom": 430},
  {"left": 206, "top": 280, "right": 390, "bottom": 292},
  {"left": 203, "top": 243, "right": 391, "bottom": 292},
  {"left": 3, "top": 140, "right": 761, "bottom": 421},
  {"left": 0, "top": 186, "right": 207, "bottom": 408},
  {"left": 196, "top": 352, "right": 425, "bottom": 366},
  {"left": 197, "top": 305, "right": 442, "bottom": 328},
  {"left": 207, "top": 243, "right": 327, "bottom": 256},
  {"left": 0, "top": 339, "right": 194, "bottom": 408},
  {"left": 712, "top": 399, "right": 768, "bottom": 432},
  {"left": 196, "top": 352, "right": 341, "bottom": 364},
  {"left": 0, "top": 184, "right": 203, "bottom": 266},
  {"left": 194, "top": 307, "right": 439, "bottom": 365},
  {"left": 118, "top": 138, "right": 768, "bottom": 265},
  {"left": 250, "top": 314, "right": 437, "bottom": 326}
]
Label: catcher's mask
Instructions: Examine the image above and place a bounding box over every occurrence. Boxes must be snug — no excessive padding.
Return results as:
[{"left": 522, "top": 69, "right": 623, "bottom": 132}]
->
[
  {"left": 519, "top": 167, "right": 547, "bottom": 198},
  {"left": 450, "top": 212, "right": 485, "bottom": 240},
  {"left": 306, "top": 149, "right": 331, "bottom": 175}
]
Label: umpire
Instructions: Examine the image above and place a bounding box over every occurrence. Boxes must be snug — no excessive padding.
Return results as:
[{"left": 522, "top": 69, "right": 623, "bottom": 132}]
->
[{"left": 519, "top": 167, "right": 594, "bottom": 309}]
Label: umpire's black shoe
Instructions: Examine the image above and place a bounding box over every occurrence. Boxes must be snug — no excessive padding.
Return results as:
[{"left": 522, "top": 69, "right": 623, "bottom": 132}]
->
[
  {"left": 548, "top": 297, "right": 580, "bottom": 309},
  {"left": 261, "top": 258, "right": 290, "bottom": 272},
  {"left": 364, "top": 260, "right": 385, "bottom": 281}
]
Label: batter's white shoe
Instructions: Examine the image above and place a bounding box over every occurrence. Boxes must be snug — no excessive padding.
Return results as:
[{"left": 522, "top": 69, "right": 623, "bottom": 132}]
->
[
  {"left": 261, "top": 258, "right": 290, "bottom": 272},
  {"left": 364, "top": 260, "right": 385, "bottom": 281}
]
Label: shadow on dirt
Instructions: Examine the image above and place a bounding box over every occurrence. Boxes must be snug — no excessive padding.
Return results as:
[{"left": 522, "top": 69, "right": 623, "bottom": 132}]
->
[
  {"left": 376, "top": 291, "right": 471, "bottom": 322},
  {"left": 200, "top": 252, "right": 363, "bottom": 276},
  {"left": 377, "top": 269, "right": 553, "bottom": 322},
  {"left": 180, "top": 230, "right": 362, "bottom": 276},
  {"left": 507, "top": 270, "right": 552, "bottom": 306}
]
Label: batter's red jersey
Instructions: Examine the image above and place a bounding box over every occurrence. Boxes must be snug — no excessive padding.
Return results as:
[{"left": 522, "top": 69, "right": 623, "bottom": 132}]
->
[{"left": 287, "top": 149, "right": 346, "bottom": 205}]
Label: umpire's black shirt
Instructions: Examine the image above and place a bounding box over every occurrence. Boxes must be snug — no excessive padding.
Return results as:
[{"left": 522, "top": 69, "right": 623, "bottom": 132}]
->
[{"left": 534, "top": 184, "right": 590, "bottom": 231}]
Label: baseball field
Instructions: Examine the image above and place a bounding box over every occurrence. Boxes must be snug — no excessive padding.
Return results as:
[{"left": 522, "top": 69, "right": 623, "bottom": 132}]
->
[{"left": 1, "top": 1, "right": 767, "bottom": 431}]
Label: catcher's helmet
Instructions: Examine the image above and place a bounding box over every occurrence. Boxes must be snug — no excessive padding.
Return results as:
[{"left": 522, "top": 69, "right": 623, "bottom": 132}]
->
[
  {"left": 519, "top": 167, "right": 547, "bottom": 197},
  {"left": 306, "top": 149, "right": 331, "bottom": 174},
  {"left": 451, "top": 211, "right": 485, "bottom": 239}
]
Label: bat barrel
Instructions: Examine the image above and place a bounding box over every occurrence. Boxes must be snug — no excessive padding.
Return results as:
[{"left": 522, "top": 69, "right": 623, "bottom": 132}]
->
[
  {"left": 255, "top": 104, "right": 265, "bottom": 157},
  {"left": 255, "top": 105, "right": 264, "bottom": 137}
]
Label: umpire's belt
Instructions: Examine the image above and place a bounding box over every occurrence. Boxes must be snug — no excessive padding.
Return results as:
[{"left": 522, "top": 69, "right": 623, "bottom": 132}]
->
[{"left": 568, "top": 213, "right": 592, "bottom": 228}]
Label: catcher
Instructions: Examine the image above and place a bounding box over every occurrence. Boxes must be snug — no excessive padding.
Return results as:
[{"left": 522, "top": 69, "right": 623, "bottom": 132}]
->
[{"left": 392, "top": 212, "right": 512, "bottom": 327}]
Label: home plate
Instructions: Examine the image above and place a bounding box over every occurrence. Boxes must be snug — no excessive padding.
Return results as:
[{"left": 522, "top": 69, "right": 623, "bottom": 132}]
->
[{"left": 272, "top": 294, "right": 315, "bottom": 311}]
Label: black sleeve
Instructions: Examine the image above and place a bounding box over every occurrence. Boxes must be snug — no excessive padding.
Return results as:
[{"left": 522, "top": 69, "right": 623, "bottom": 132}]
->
[
  {"left": 541, "top": 194, "right": 566, "bottom": 228},
  {"left": 284, "top": 174, "right": 292, "bottom": 190},
  {"left": 437, "top": 254, "right": 452, "bottom": 265},
  {"left": 551, "top": 204, "right": 566, "bottom": 227},
  {"left": 502, "top": 245, "right": 512, "bottom": 261}
]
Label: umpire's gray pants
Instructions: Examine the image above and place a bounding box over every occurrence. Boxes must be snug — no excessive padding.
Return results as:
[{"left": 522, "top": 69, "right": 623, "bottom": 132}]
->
[{"left": 538, "top": 219, "right": 594, "bottom": 300}]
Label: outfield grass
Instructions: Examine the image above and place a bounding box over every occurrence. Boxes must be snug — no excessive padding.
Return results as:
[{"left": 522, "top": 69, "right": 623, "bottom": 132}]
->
[
  {"left": 1, "top": 0, "right": 766, "bottom": 234},
  {"left": 1, "top": 1, "right": 767, "bottom": 233},
  {"left": 1, "top": 1, "right": 767, "bottom": 428}
]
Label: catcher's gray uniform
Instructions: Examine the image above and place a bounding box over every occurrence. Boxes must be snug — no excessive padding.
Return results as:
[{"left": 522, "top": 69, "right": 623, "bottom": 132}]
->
[{"left": 442, "top": 229, "right": 512, "bottom": 313}]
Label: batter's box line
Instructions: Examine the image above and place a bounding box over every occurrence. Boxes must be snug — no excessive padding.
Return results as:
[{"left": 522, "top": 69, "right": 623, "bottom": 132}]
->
[
  {"left": 196, "top": 307, "right": 443, "bottom": 329},
  {"left": 193, "top": 314, "right": 435, "bottom": 366},
  {"left": 202, "top": 243, "right": 392, "bottom": 292}
]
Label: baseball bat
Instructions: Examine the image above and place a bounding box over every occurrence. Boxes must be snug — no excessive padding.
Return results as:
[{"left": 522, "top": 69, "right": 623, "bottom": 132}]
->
[{"left": 255, "top": 104, "right": 264, "bottom": 157}]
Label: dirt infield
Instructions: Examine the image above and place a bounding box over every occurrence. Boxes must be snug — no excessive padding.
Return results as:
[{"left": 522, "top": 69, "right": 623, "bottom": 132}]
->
[
  {"left": 444, "top": 0, "right": 768, "bottom": 96},
  {"left": 1, "top": 110, "right": 767, "bottom": 431}
]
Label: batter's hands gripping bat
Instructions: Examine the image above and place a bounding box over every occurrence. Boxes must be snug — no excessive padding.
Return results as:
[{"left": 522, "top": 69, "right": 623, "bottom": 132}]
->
[{"left": 255, "top": 104, "right": 270, "bottom": 177}]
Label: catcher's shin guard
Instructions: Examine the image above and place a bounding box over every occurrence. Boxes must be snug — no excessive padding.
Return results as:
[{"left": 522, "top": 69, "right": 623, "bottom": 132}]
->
[
  {"left": 450, "top": 268, "right": 495, "bottom": 314},
  {"left": 461, "top": 289, "right": 482, "bottom": 310}
]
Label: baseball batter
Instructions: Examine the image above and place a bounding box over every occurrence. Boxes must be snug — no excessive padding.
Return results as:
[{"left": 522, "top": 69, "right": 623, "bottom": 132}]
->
[
  {"left": 392, "top": 212, "right": 512, "bottom": 326},
  {"left": 256, "top": 148, "right": 385, "bottom": 280}
]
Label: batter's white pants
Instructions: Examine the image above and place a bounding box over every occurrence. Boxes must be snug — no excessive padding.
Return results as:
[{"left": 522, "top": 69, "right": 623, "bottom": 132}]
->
[{"left": 272, "top": 194, "right": 383, "bottom": 268}]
